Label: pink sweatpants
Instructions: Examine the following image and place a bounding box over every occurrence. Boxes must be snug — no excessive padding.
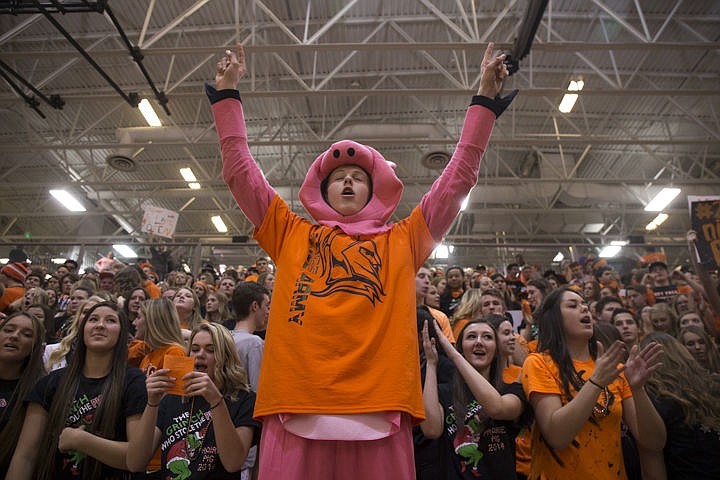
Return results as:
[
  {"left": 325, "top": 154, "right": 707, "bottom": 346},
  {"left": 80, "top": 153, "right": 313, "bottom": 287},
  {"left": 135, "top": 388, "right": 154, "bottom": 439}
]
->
[{"left": 258, "top": 414, "right": 416, "bottom": 480}]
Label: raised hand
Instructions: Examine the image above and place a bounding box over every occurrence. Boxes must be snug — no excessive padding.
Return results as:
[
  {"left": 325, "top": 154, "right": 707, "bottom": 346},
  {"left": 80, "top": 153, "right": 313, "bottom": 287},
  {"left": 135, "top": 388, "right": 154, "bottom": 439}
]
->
[
  {"left": 477, "top": 42, "right": 509, "bottom": 98},
  {"left": 624, "top": 341, "right": 663, "bottom": 389},
  {"left": 215, "top": 43, "right": 246, "bottom": 91},
  {"left": 422, "top": 320, "right": 438, "bottom": 367},
  {"left": 590, "top": 340, "right": 627, "bottom": 387}
]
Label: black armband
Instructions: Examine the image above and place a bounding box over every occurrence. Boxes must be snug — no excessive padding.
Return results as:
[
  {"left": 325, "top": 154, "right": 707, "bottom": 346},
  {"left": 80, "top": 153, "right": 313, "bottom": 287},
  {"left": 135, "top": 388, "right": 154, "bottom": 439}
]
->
[
  {"left": 205, "top": 82, "right": 242, "bottom": 104},
  {"left": 470, "top": 89, "right": 519, "bottom": 118}
]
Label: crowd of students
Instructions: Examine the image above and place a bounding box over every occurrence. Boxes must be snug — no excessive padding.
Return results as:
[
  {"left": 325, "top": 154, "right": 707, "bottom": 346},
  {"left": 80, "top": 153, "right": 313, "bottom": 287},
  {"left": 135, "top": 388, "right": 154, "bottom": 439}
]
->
[
  {"left": 2, "top": 40, "right": 719, "bottom": 479},
  {"left": 1, "top": 233, "right": 719, "bottom": 479},
  {"left": 0, "top": 256, "right": 274, "bottom": 479},
  {"left": 411, "top": 236, "right": 720, "bottom": 479}
]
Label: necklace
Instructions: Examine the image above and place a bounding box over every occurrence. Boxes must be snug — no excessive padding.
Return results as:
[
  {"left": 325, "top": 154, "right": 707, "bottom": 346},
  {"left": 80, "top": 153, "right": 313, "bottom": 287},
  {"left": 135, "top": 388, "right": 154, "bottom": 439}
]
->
[
  {"left": 591, "top": 384, "right": 612, "bottom": 419},
  {"left": 184, "top": 398, "right": 212, "bottom": 461},
  {"left": 575, "top": 369, "right": 614, "bottom": 420}
]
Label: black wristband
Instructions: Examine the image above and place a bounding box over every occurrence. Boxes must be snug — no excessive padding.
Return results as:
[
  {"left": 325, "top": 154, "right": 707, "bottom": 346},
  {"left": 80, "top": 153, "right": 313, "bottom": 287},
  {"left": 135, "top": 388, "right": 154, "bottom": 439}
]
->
[
  {"left": 470, "top": 89, "right": 519, "bottom": 118},
  {"left": 205, "top": 83, "right": 242, "bottom": 104},
  {"left": 210, "top": 398, "right": 224, "bottom": 410},
  {"left": 587, "top": 378, "right": 604, "bottom": 389},
  {"left": 147, "top": 401, "right": 160, "bottom": 408}
]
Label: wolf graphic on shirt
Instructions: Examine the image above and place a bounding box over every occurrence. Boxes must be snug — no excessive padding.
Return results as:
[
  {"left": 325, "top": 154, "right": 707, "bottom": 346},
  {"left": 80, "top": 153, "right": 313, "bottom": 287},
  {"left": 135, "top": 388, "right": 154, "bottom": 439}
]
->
[
  {"left": 312, "top": 229, "right": 385, "bottom": 304},
  {"left": 288, "top": 229, "right": 386, "bottom": 324}
]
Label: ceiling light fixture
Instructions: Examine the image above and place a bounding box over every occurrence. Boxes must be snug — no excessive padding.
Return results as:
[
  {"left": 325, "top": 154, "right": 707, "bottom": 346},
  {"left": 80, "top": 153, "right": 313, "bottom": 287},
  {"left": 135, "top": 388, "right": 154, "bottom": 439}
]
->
[
  {"left": 599, "top": 245, "right": 622, "bottom": 258},
  {"left": 434, "top": 244, "right": 450, "bottom": 259},
  {"left": 180, "top": 168, "right": 201, "bottom": 190},
  {"left": 645, "top": 213, "right": 669, "bottom": 231},
  {"left": 644, "top": 188, "right": 681, "bottom": 212},
  {"left": 582, "top": 223, "right": 604, "bottom": 233},
  {"left": 49, "top": 189, "right": 86, "bottom": 212},
  {"left": 179, "top": 168, "right": 196, "bottom": 182},
  {"left": 211, "top": 215, "right": 228, "bottom": 233},
  {"left": 553, "top": 251, "right": 564, "bottom": 262},
  {"left": 113, "top": 244, "right": 138, "bottom": 258},
  {"left": 138, "top": 99, "right": 162, "bottom": 127},
  {"left": 558, "top": 80, "right": 584, "bottom": 113}
]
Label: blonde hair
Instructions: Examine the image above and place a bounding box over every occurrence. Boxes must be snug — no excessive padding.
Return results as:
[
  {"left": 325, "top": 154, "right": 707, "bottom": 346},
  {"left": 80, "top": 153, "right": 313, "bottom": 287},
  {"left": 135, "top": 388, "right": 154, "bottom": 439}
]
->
[
  {"left": 188, "top": 323, "right": 249, "bottom": 400},
  {"left": 649, "top": 302, "right": 679, "bottom": 336},
  {"left": 8, "top": 287, "right": 50, "bottom": 314},
  {"left": 642, "top": 332, "right": 720, "bottom": 432},
  {"left": 679, "top": 325, "right": 720, "bottom": 374},
  {"left": 452, "top": 288, "right": 484, "bottom": 326},
  {"left": 173, "top": 287, "right": 204, "bottom": 330},
  {"left": 205, "top": 291, "right": 232, "bottom": 324},
  {"left": 46, "top": 295, "right": 105, "bottom": 370},
  {"left": 24, "top": 287, "right": 50, "bottom": 308},
  {"left": 140, "top": 298, "right": 185, "bottom": 350}
]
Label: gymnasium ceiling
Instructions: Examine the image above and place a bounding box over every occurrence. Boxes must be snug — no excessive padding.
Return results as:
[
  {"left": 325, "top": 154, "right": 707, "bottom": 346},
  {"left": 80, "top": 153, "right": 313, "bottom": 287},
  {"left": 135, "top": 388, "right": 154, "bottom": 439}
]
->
[{"left": 0, "top": 0, "right": 718, "bottom": 269}]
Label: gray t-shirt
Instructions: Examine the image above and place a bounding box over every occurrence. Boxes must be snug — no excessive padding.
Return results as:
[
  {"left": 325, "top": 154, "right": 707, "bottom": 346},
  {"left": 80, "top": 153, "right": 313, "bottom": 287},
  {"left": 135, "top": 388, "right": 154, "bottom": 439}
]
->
[{"left": 230, "top": 328, "right": 264, "bottom": 391}]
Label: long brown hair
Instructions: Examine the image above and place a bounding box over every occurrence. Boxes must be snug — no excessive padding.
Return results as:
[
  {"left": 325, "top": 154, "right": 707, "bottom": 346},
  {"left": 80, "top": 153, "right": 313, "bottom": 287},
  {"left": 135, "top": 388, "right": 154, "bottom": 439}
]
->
[
  {"left": 678, "top": 325, "right": 720, "bottom": 374},
  {"left": 641, "top": 332, "right": 720, "bottom": 432},
  {"left": 0, "top": 312, "right": 46, "bottom": 470},
  {"left": 36, "top": 302, "right": 131, "bottom": 480}
]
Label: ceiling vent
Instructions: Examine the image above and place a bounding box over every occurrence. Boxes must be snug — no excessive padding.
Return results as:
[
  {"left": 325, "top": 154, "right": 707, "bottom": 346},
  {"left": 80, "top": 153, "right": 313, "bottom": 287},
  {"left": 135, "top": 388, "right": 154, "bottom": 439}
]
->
[
  {"left": 105, "top": 154, "right": 137, "bottom": 172},
  {"left": 422, "top": 151, "right": 451, "bottom": 170}
]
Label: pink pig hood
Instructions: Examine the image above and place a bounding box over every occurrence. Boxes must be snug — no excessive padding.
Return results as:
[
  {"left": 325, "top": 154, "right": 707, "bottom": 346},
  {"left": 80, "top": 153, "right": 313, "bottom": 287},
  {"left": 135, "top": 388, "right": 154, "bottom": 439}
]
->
[{"left": 299, "top": 139, "right": 403, "bottom": 235}]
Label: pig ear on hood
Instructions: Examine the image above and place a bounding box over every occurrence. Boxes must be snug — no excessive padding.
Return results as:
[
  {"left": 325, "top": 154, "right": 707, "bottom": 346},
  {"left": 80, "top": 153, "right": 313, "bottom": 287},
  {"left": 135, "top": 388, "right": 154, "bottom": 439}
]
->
[{"left": 299, "top": 140, "right": 403, "bottom": 235}]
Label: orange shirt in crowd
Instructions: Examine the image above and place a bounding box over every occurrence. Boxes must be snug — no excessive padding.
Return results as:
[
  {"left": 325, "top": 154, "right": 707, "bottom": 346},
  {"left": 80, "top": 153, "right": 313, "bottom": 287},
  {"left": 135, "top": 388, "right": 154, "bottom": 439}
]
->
[
  {"left": 521, "top": 352, "right": 632, "bottom": 479},
  {"left": 127, "top": 340, "right": 150, "bottom": 368},
  {"left": 253, "top": 197, "right": 434, "bottom": 421},
  {"left": 452, "top": 317, "right": 470, "bottom": 341},
  {"left": 139, "top": 344, "right": 186, "bottom": 375},
  {"left": 428, "top": 306, "right": 455, "bottom": 344},
  {"left": 144, "top": 280, "right": 162, "bottom": 299},
  {"left": 502, "top": 364, "right": 522, "bottom": 384},
  {"left": 0, "top": 285, "right": 25, "bottom": 313}
]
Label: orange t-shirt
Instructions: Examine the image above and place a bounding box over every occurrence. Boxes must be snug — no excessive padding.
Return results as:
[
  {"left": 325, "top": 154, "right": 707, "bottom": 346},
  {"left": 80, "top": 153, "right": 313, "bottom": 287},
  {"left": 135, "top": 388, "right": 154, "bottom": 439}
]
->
[
  {"left": 139, "top": 344, "right": 186, "bottom": 376},
  {"left": 521, "top": 352, "right": 632, "bottom": 479},
  {"left": 127, "top": 340, "right": 150, "bottom": 368},
  {"left": 428, "top": 306, "right": 455, "bottom": 344},
  {"left": 452, "top": 316, "right": 469, "bottom": 341},
  {"left": 253, "top": 197, "right": 434, "bottom": 420},
  {"left": 0, "top": 285, "right": 25, "bottom": 313},
  {"left": 502, "top": 364, "right": 522, "bottom": 384}
]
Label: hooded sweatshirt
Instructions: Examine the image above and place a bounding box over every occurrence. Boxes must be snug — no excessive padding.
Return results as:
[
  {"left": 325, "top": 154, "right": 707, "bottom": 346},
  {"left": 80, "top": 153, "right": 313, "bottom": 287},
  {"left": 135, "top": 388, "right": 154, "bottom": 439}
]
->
[{"left": 209, "top": 85, "right": 513, "bottom": 431}]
